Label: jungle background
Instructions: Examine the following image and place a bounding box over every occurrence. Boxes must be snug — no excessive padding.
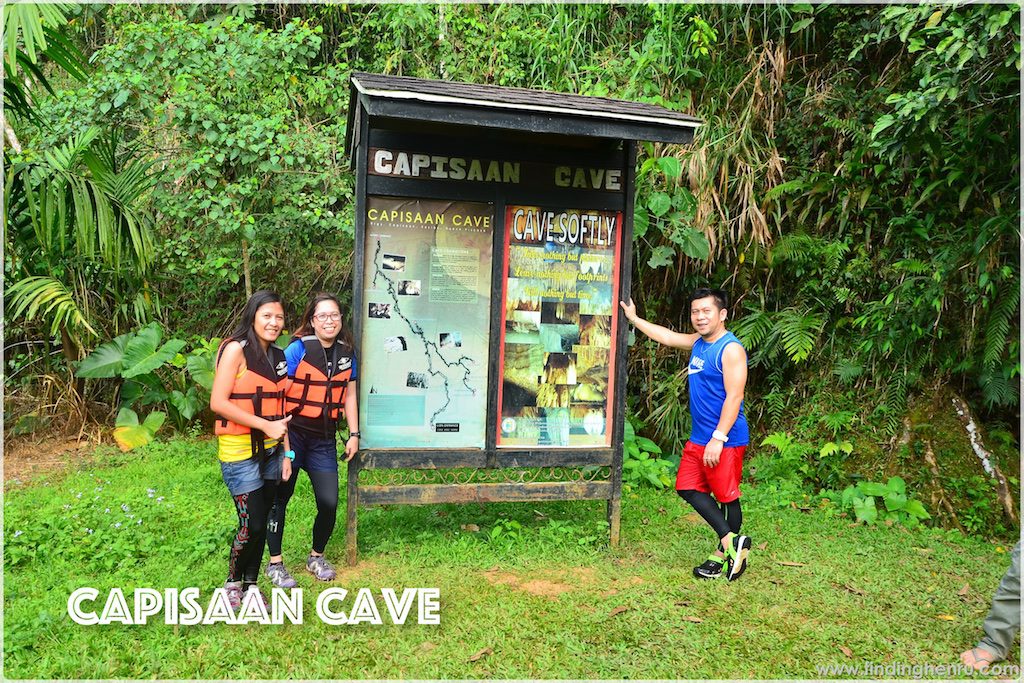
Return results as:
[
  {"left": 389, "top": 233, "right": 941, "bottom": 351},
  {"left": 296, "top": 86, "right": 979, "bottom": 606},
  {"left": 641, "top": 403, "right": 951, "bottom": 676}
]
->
[
  {"left": 2, "top": 3, "right": 1022, "bottom": 679},
  {"left": 4, "top": 4, "right": 1020, "bottom": 542}
]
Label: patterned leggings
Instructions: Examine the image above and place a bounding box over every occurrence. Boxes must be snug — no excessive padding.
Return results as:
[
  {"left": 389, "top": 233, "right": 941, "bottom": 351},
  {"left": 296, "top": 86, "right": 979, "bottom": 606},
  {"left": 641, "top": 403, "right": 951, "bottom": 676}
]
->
[{"left": 227, "top": 482, "right": 278, "bottom": 583}]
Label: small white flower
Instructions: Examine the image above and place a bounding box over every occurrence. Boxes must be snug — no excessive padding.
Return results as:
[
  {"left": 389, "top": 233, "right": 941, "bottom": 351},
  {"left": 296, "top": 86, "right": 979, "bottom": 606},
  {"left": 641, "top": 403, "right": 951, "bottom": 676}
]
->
[
  {"left": 147, "top": 488, "right": 156, "bottom": 494},
  {"left": 86, "top": 528, "right": 94, "bottom": 534},
  {"left": 127, "top": 514, "right": 135, "bottom": 519},
  {"left": 62, "top": 504, "right": 71, "bottom": 511},
  {"left": 114, "top": 522, "right": 122, "bottom": 529},
  {"left": 148, "top": 493, "right": 155, "bottom": 498},
  {"left": 13, "top": 530, "right": 23, "bottom": 537},
  {"left": 156, "top": 496, "right": 164, "bottom": 503},
  {"left": 104, "top": 508, "right": 110, "bottom": 514},
  {"left": 137, "top": 519, "right": 142, "bottom": 525},
  {"left": 75, "top": 493, "right": 82, "bottom": 499},
  {"left": 121, "top": 504, "right": 129, "bottom": 512}
]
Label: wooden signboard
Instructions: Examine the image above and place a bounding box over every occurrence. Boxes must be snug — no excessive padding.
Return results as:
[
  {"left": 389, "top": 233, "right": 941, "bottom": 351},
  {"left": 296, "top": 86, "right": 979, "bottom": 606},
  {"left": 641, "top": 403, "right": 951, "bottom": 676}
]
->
[{"left": 344, "top": 73, "right": 700, "bottom": 564}]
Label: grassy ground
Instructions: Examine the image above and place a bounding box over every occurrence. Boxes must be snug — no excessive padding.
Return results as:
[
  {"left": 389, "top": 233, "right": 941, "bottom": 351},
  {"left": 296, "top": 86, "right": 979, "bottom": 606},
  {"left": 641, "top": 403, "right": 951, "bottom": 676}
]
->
[{"left": 3, "top": 438, "right": 1020, "bottom": 679}]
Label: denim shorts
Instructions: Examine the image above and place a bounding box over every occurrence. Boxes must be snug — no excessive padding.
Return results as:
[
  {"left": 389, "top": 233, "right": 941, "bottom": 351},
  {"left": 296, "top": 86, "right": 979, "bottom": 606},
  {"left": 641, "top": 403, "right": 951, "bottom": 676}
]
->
[
  {"left": 220, "top": 447, "right": 284, "bottom": 496},
  {"left": 290, "top": 428, "right": 339, "bottom": 473}
]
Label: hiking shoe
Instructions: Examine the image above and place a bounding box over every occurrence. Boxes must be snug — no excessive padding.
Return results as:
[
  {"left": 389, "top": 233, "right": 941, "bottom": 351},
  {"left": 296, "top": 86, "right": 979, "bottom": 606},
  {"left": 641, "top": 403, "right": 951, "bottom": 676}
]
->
[
  {"left": 223, "top": 580, "right": 243, "bottom": 612},
  {"left": 693, "top": 554, "right": 726, "bottom": 580},
  {"left": 307, "top": 554, "right": 337, "bottom": 581},
  {"left": 726, "top": 534, "right": 752, "bottom": 581},
  {"left": 245, "top": 584, "right": 269, "bottom": 610},
  {"left": 265, "top": 561, "right": 298, "bottom": 588}
]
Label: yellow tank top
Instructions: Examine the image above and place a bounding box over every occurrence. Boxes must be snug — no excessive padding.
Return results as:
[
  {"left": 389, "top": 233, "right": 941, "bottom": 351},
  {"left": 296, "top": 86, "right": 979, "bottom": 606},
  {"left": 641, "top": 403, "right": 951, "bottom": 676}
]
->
[{"left": 216, "top": 360, "right": 280, "bottom": 462}]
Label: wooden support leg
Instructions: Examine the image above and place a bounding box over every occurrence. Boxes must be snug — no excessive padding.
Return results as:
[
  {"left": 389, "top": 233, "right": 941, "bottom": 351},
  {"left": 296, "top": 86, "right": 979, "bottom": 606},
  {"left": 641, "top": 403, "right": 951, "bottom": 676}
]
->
[
  {"left": 607, "top": 496, "right": 621, "bottom": 546},
  {"left": 346, "top": 458, "right": 360, "bottom": 566}
]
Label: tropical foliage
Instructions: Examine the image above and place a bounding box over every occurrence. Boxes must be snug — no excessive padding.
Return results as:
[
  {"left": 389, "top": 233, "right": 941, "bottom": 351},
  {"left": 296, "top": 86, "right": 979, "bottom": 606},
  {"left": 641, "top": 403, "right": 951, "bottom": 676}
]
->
[{"left": 4, "top": 3, "right": 1019, "bottom": 532}]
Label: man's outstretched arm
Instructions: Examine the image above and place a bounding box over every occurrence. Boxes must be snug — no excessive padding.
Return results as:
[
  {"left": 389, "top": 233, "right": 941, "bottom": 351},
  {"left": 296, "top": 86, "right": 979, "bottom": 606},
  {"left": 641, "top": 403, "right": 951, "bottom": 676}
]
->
[{"left": 620, "top": 298, "right": 699, "bottom": 350}]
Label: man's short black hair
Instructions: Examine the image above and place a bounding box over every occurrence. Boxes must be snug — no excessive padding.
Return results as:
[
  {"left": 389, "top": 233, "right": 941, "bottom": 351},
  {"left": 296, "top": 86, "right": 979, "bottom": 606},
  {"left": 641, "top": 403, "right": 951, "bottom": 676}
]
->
[{"left": 690, "top": 287, "right": 729, "bottom": 311}]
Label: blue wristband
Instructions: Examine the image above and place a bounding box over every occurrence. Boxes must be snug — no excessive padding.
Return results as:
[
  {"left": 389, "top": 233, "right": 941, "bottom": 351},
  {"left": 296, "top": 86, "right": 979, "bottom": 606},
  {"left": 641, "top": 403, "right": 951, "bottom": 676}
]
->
[{"left": 284, "top": 450, "right": 295, "bottom": 461}]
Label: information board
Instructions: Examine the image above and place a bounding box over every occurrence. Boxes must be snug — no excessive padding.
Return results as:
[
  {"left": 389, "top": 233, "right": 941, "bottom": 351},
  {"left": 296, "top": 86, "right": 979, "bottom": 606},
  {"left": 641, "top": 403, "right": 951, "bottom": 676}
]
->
[
  {"left": 496, "top": 205, "right": 622, "bottom": 448},
  {"left": 359, "top": 196, "right": 494, "bottom": 448}
]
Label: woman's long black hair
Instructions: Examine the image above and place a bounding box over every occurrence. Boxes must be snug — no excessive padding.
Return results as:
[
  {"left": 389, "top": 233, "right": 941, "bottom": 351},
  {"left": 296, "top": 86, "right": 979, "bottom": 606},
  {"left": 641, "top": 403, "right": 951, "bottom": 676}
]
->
[
  {"left": 292, "top": 292, "right": 356, "bottom": 352},
  {"left": 225, "top": 289, "right": 284, "bottom": 375}
]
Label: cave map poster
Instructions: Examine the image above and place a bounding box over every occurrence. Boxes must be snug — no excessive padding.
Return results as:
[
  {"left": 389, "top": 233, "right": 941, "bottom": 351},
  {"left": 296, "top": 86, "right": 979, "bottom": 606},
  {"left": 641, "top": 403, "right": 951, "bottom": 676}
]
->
[
  {"left": 360, "top": 196, "right": 494, "bottom": 449},
  {"left": 496, "top": 205, "right": 622, "bottom": 448}
]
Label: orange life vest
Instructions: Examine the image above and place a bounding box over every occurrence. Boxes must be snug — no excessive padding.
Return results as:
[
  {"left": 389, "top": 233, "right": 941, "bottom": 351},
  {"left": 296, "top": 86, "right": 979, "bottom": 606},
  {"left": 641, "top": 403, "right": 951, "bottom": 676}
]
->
[
  {"left": 284, "top": 335, "right": 354, "bottom": 424},
  {"left": 213, "top": 339, "right": 288, "bottom": 452}
]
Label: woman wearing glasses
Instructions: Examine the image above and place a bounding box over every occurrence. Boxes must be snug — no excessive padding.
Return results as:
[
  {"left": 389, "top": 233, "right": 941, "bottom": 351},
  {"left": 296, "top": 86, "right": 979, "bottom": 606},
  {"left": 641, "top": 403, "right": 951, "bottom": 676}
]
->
[{"left": 265, "top": 293, "right": 360, "bottom": 586}]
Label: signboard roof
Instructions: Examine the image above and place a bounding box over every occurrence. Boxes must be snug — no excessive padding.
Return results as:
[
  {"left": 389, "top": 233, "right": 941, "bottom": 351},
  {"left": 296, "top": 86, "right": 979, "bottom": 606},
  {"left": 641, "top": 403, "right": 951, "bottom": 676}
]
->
[{"left": 348, "top": 72, "right": 702, "bottom": 149}]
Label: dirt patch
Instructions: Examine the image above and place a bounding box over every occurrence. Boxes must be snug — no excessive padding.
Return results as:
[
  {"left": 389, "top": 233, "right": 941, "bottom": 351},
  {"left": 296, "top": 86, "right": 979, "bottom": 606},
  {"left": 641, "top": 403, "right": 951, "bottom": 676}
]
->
[
  {"left": 331, "top": 559, "right": 379, "bottom": 583},
  {"left": 3, "top": 435, "right": 98, "bottom": 486},
  {"left": 481, "top": 567, "right": 577, "bottom": 598},
  {"left": 482, "top": 570, "right": 521, "bottom": 587},
  {"left": 519, "top": 580, "right": 573, "bottom": 597}
]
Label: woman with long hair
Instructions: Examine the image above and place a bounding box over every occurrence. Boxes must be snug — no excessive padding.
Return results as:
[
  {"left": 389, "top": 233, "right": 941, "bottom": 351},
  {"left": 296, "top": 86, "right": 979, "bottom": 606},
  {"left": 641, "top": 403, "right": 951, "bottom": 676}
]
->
[
  {"left": 210, "top": 289, "right": 293, "bottom": 608},
  {"left": 265, "top": 292, "right": 359, "bottom": 586}
]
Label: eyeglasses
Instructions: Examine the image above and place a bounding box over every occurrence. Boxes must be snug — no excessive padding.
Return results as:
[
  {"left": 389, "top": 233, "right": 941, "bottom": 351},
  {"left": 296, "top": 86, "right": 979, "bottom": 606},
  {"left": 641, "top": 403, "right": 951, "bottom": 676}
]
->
[{"left": 313, "top": 312, "right": 341, "bottom": 322}]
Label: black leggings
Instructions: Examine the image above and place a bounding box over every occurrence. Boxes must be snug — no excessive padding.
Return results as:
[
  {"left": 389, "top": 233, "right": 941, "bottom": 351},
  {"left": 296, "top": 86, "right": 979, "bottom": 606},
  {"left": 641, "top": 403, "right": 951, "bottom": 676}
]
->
[
  {"left": 266, "top": 469, "right": 339, "bottom": 556},
  {"left": 678, "top": 489, "right": 742, "bottom": 542},
  {"left": 227, "top": 481, "right": 278, "bottom": 584}
]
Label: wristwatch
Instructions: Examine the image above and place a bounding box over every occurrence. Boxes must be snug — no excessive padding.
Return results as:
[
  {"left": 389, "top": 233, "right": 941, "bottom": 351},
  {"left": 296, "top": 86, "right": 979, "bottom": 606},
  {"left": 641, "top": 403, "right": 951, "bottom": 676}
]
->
[
  {"left": 349, "top": 432, "right": 361, "bottom": 439},
  {"left": 284, "top": 450, "right": 296, "bottom": 461},
  {"left": 712, "top": 430, "right": 730, "bottom": 443}
]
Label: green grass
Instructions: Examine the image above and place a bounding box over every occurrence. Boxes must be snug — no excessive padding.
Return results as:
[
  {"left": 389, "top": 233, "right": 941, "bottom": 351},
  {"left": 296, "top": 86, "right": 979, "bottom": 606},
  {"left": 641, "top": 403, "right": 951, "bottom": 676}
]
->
[{"left": 3, "top": 438, "right": 1019, "bottom": 679}]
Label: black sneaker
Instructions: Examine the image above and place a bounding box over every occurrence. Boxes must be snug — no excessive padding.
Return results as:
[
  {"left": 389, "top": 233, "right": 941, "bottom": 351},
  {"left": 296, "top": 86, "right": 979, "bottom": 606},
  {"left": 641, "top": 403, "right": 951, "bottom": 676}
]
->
[
  {"left": 726, "top": 534, "right": 752, "bottom": 581},
  {"left": 693, "top": 554, "right": 726, "bottom": 580}
]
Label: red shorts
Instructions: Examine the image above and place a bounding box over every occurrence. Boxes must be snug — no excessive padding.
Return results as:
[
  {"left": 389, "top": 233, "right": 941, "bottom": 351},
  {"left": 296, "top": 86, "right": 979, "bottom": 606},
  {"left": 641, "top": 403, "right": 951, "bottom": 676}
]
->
[{"left": 676, "top": 440, "right": 746, "bottom": 503}]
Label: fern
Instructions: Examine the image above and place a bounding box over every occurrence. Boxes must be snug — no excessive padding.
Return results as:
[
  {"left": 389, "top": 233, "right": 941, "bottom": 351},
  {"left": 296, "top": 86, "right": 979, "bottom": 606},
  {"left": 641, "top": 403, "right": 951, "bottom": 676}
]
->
[
  {"left": 732, "top": 306, "right": 774, "bottom": 351},
  {"left": 777, "top": 307, "right": 823, "bottom": 363},
  {"left": 882, "top": 372, "right": 908, "bottom": 436},
  {"left": 759, "top": 431, "right": 794, "bottom": 454},
  {"left": 983, "top": 281, "right": 1019, "bottom": 368},
  {"left": 980, "top": 367, "right": 1019, "bottom": 409},
  {"left": 833, "top": 358, "right": 864, "bottom": 384}
]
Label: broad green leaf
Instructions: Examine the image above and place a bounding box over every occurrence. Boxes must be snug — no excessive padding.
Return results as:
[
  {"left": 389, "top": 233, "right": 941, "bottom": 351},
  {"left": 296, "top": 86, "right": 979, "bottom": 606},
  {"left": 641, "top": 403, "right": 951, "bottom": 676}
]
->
[
  {"left": 142, "top": 410, "right": 166, "bottom": 434},
  {"left": 75, "top": 331, "right": 132, "bottom": 378},
  {"left": 647, "top": 245, "right": 675, "bottom": 269},
  {"left": 870, "top": 115, "right": 896, "bottom": 140},
  {"left": 647, "top": 192, "right": 671, "bottom": 217},
  {"left": 114, "top": 406, "right": 140, "bottom": 427},
  {"left": 170, "top": 388, "right": 203, "bottom": 421},
  {"left": 113, "top": 424, "right": 153, "bottom": 451},
  {"left": 635, "top": 436, "right": 662, "bottom": 454},
  {"left": 656, "top": 156, "right": 681, "bottom": 180},
  {"left": 887, "top": 476, "right": 907, "bottom": 494},
  {"left": 186, "top": 351, "right": 216, "bottom": 391},
  {"left": 633, "top": 209, "right": 649, "bottom": 240},
  {"left": 857, "top": 481, "right": 889, "bottom": 497},
  {"left": 122, "top": 323, "right": 186, "bottom": 378},
  {"left": 884, "top": 491, "right": 908, "bottom": 512},
  {"left": 791, "top": 17, "right": 814, "bottom": 33},
  {"left": 673, "top": 227, "right": 711, "bottom": 260},
  {"left": 904, "top": 499, "right": 931, "bottom": 520},
  {"left": 841, "top": 485, "right": 860, "bottom": 508},
  {"left": 852, "top": 496, "right": 877, "bottom": 524}
]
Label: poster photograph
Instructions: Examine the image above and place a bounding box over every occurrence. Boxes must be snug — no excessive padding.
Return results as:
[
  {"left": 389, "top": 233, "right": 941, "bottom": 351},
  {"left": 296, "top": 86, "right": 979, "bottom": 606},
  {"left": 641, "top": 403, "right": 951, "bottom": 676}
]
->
[
  {"left": 360, "top": 197, "right": 494, "bottom": 448},
  {"left": 496, "top": 206, "right": 622, "bottom": 448}
]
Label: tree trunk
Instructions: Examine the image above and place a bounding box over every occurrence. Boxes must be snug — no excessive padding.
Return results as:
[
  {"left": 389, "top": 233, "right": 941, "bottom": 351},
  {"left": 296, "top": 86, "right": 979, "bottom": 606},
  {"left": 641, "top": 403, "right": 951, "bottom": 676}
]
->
[
  {"left": 951, "top": 393, "right": 1019, "bottom": 526},
  {"left": 61, "top": 326, "right": 85, "bottom": 404},
  {"left": 241, "top": 238, "right": 252, "bottom": 300}
]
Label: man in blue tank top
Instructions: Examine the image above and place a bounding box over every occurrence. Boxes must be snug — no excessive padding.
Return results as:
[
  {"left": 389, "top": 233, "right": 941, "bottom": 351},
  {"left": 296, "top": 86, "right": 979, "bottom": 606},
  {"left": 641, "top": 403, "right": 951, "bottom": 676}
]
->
[{"left": 621, "top": 287, "right": 752, "bottom": 581}]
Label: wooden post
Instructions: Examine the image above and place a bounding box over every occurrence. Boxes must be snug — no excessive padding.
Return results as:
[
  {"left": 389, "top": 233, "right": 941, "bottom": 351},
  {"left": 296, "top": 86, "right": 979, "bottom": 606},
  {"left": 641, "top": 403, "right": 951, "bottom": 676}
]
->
[{"left": 346, "top": 456, "right": 360, "bottom": 566}]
